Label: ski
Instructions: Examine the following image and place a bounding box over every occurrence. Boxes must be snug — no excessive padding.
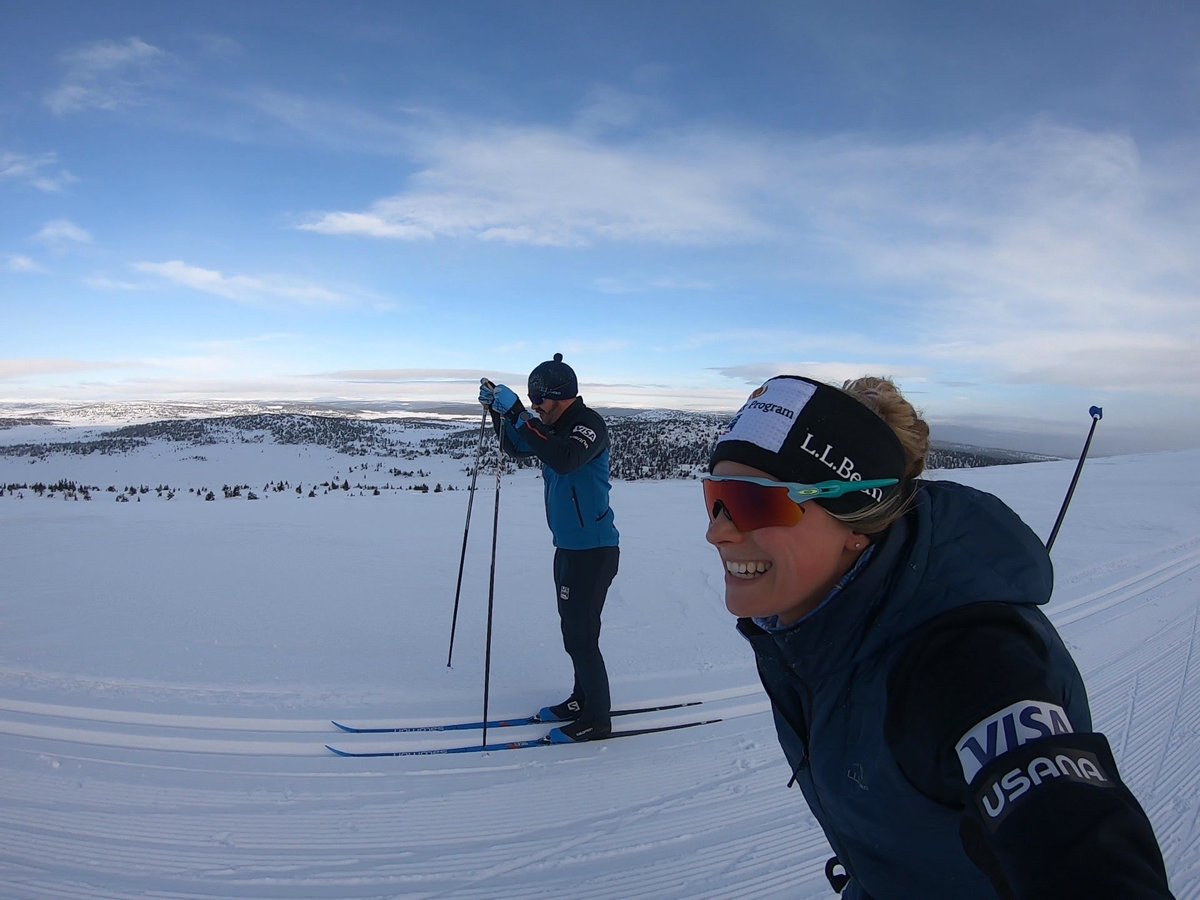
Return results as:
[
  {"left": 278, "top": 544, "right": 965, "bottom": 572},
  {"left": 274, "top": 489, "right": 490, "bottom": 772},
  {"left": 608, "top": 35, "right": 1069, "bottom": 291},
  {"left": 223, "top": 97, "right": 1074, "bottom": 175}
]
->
[
  {"left": 331, "top": 699, "right": 703, "bottom": 734},
  {"left": 326, "top": 717, "right": 722, "bottom": 757}
]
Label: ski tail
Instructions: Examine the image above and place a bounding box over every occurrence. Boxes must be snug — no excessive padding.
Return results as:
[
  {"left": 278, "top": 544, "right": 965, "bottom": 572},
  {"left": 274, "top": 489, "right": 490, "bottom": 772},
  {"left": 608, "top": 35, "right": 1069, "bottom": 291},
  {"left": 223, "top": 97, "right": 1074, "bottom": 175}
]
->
[
  {"left": 331, "top": 699, "right": 703, "bottom": 734},
  {"left": 606, "top": 718, "right": 721, "bottom": 738},
  {"left": 331, "top": 715, "right": 538, "bottom": 734},
  {"left": 326, "top": 717, "right": 722, "bottom": 757}
]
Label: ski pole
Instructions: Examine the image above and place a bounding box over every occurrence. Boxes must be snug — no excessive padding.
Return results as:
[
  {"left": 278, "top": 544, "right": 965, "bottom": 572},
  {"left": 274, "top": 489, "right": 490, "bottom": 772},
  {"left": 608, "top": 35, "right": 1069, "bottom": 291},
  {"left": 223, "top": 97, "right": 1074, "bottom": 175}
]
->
[
  {"left": 481, "top": 403, "right": 504, "bottom": 749},
  {"left": 1045, "top": 406, "right": 1103, "bottom": 553},
  {"left": 446, "top": 395, "right": 491, "bottom": 668}
]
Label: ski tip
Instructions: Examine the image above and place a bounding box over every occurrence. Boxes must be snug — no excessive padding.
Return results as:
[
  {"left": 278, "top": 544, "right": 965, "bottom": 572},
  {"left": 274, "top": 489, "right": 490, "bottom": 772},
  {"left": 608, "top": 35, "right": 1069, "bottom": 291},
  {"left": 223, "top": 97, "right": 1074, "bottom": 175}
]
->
[
  {"left": 330, "top": 721, "right": 356, "bottom": 733},
  {"left": 325, "top": 744, "right": 353, "bottom": 756}
]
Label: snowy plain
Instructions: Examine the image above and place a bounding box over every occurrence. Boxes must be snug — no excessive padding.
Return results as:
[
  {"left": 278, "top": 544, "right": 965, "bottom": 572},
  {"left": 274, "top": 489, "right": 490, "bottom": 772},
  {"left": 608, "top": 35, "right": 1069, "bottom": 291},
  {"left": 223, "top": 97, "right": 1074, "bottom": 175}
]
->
[{"left": 1, "top": 419, "right": 1198, "bottom": 899}]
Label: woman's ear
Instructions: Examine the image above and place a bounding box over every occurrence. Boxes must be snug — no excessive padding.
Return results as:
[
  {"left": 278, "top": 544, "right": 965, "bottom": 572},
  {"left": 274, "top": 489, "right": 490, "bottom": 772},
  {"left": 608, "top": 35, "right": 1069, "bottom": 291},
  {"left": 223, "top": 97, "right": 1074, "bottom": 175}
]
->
[{"left": 844, "top": 531, "right": 869, "bottom": 553}]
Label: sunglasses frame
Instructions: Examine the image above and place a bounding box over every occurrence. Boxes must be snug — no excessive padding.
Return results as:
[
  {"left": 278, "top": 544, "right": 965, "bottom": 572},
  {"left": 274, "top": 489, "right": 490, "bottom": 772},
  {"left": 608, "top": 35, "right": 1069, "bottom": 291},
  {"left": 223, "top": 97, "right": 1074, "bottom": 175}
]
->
[
  {"left": 702, "top": 474, "right": 899, "bottom": 502},
  {"left": 702, "top": 474, "right": 900, "bottom": 530}
]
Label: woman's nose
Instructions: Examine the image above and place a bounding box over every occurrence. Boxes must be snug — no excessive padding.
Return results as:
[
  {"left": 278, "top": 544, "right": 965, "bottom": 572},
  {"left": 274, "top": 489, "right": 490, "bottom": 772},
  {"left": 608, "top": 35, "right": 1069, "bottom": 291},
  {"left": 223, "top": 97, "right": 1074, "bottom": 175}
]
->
[{"left": 705, "top": 503, "right": 740, "bottom": 545}]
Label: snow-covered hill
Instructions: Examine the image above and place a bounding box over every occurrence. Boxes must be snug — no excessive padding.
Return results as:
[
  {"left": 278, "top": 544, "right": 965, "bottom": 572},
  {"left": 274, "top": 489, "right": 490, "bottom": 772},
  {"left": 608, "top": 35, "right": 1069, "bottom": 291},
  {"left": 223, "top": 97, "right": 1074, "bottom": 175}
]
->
[
  {"left": 0, "top": 399, "right": 481, "bottom": 427},
  {"left": 1, "top": 427, "right": 1196, "bottom": 898},
  {"left": 0, "top": 408, "right": 1053, "bottom": 503}
]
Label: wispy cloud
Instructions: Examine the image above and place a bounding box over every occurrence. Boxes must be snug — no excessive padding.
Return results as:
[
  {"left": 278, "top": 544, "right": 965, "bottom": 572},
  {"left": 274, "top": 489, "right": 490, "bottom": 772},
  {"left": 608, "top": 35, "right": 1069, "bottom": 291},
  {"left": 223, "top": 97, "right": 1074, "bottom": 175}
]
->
[
  {"left": 84, "top": 274, "right": 150, "bottom": 291},
  {"left": 0, "top": 150, "right": 77, "bottom": 192},
  {"left": 298, "top": 124, "right": 772, "bottom": 246},
  {"left": 594, "top": 275, "right": 715, "bottom": 294},
  {"left": 711, "top": 362, "right": 931, "bottom": 390},
  {"left": 674, "top": 329, "right": 917, "bottom": 361},
  {"left": 924, "top": 329, "right": 1197, "bottom": 394},
  {"left": 232, "top": 87, "right": 414, "bottom": 153},
  {"left": 45, "top": 37, "right": 165, "bottom": 114},
  {"left": 194, "top": 33, "right": 244, "bottom": 58},
  {"left": 190, "top": 333, "right": 300, "bottom": 352},
  {"left": 614, "top": 121, "right": 1200, "bottom": 399},
  {"left": 132, "top": 260, "right": 352, "bottom": 308},
  {"left": 13, "top": 48, "right": 1197, "bottom": 420},
  {"left": 293, "top": 108, "right": 1197, "bottom": 397},
  {"left": 316, "top": 368, "right": 490, "bottom": 383},
  {"left": 6, "top": 255, "right": 46, "bottom": 273},
  {"left": 33, "top": 219, "right": 93, "bottom": 247},
  {"left": 570, "top": 85, "right": 673, "bottom": 138},
  {"left": 768, "top": 123, "right": 1200, "bottom": 393},
  {"left": 781, "top": 125, "right": 1197, "bottom": 323},
  {"left": 0, "top": 359, "right": 128, "bottom": 380}
]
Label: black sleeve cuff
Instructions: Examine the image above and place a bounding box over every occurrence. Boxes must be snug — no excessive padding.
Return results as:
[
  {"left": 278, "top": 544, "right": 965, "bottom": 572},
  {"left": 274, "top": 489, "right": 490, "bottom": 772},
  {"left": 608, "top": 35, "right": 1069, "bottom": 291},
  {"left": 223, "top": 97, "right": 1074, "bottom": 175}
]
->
[
  {"left": 503, "top": 398, "right": 526, "bottom": 425},
  {"left": 961, "top": 732, "right": 1171, "bottom": 898}
]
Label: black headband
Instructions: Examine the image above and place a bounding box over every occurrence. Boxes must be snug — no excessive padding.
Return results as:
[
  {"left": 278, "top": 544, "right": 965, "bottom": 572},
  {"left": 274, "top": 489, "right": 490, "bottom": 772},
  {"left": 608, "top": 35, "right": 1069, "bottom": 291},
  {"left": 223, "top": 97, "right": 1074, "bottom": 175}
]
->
[{"left": 708, "top": 376, "right": 906, "bottom": 515}]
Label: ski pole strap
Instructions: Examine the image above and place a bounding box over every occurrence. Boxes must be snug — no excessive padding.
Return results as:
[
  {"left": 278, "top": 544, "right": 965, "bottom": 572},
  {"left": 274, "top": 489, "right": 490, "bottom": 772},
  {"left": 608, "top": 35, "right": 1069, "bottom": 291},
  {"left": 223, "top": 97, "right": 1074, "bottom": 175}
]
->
[{"left": 824, "top": 856, "right": 850, "bottom": 894}]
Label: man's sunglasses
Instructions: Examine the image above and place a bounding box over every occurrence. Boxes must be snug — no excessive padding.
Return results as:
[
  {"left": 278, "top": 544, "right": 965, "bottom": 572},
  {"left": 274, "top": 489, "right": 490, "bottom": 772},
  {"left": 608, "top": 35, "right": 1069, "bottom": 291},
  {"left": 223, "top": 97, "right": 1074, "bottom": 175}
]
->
[{"left": 702, "top": 474, "right": 899, "bottom": 532}]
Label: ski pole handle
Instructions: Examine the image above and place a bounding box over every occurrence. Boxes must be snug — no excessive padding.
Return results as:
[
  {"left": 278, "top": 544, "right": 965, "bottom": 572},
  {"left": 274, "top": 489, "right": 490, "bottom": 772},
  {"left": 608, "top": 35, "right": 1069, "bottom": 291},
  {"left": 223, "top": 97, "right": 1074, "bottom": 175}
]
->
[{"left": 479, "top": 377, "right": 496, "bottom": 408}]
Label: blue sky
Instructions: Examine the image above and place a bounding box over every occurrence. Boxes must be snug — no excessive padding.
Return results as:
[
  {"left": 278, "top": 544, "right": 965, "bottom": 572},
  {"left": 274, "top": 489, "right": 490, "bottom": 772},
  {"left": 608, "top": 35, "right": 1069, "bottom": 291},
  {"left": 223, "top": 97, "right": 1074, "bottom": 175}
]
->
[{"left": 2, "top": 1, "right": 1198, "bottom": 451}]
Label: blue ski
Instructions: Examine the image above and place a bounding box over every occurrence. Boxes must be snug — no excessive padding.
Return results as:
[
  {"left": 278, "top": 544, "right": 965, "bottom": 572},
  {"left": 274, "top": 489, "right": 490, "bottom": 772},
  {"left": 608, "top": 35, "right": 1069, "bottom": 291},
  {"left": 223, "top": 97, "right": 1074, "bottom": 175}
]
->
[
  {"left": 326, "top": 718, "right": 721, "bottom": 757},
  {"left": 331, "top": 700, "right": 702, "bottom": 734}
]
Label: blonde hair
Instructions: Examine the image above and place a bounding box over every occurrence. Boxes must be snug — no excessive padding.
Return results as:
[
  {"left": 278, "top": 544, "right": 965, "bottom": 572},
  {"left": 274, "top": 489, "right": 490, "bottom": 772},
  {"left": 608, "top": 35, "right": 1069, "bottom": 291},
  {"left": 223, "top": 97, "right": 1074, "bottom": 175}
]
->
[{"left": 830, "top": 376, "right": 930, "bottom": 534}]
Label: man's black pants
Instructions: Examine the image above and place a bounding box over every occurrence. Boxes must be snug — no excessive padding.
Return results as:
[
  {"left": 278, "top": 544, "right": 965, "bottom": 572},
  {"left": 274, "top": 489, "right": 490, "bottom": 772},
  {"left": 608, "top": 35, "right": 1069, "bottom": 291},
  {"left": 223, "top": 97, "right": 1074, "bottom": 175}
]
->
[{"left": 553, "top": 546, "right": 619, "bottom": 724}]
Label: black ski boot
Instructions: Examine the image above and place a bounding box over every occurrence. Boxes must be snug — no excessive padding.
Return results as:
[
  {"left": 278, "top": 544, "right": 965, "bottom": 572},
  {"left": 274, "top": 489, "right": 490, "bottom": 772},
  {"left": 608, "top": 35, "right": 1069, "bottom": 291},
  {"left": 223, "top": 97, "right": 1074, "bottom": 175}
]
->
[
  {"left": 536, "top": 696, "right": 582, "bottom": 723},
  {"left": 545, "top": 718, "right": 612, "bottom": 744}
]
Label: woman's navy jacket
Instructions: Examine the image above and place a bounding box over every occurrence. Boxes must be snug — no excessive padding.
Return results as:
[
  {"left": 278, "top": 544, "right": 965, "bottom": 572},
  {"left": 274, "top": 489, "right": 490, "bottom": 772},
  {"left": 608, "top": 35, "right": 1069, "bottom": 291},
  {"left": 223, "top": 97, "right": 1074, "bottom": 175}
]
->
[{"left": 738, "top": 480, "right": 1170, "bottom": 898}]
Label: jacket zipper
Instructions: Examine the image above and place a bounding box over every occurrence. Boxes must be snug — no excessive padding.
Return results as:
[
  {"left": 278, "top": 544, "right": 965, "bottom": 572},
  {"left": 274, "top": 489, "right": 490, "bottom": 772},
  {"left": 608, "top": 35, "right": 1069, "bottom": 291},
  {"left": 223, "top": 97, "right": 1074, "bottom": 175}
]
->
[
  {"left": 570, "top": 487, "right": 585, "bottom": 528},
  {"left": 785, "top": 676, "right": 859, "bottom": 889}
]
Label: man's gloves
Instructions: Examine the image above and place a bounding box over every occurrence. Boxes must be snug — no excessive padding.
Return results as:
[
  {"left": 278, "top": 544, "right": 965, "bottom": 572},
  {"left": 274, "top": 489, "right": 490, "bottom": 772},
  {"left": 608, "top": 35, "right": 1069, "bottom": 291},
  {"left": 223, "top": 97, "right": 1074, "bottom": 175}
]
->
[
  {"left": 479, "top": 380, "right": 528, "bottom": 426},
  {"left": 491, "top": 384, "right": 520, "bottom": 416}
]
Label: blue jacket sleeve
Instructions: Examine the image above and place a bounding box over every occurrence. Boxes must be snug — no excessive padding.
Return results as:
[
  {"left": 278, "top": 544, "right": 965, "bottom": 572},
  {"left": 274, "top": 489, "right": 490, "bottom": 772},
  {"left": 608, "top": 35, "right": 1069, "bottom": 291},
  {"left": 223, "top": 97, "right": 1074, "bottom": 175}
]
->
[
  {"left": 518, "top": 410, "right": 609, "bottom": 475},
  {"left": 489, "top": 410, "right": 537, "bottom": 458}
]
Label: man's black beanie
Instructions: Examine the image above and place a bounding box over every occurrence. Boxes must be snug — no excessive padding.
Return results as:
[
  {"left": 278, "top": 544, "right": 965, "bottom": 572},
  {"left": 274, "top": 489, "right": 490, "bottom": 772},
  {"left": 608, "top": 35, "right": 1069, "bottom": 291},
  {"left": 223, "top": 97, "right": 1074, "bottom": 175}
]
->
[{"left": 528, "top": 353, "right": 578, "bottom": 401}]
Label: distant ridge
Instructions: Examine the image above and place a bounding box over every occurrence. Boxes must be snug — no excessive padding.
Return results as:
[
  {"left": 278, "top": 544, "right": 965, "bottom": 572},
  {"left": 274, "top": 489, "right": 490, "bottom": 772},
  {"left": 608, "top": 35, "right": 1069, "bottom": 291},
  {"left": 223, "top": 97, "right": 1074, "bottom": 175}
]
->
[
  {"left": 0, "top": 399, "right": 480, "bottom": 426},
  {"left": 1, "top": 408, "right": 1057, "bottom": 478}
]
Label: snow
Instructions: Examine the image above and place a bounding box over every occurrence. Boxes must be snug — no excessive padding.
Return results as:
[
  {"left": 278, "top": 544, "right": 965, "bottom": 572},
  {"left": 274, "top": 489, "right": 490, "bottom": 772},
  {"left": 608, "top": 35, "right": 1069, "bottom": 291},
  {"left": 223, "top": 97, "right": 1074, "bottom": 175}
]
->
[{"left": 1, "top": 431, "right": 1198, "bottom": 899}]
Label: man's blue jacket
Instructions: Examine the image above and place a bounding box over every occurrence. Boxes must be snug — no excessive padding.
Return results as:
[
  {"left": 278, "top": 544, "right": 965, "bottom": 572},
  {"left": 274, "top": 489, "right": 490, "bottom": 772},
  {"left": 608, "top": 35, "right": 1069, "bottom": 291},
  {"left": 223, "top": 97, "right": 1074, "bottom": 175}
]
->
[{"left": 496, "top": 397, "right": 618, "bottom": 551}]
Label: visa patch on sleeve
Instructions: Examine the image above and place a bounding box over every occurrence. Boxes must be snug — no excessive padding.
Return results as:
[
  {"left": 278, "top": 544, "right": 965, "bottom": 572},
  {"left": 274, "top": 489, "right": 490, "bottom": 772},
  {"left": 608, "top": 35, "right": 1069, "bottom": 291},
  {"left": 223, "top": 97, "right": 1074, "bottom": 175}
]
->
[
  {"left": 956, "top": 699, "right": 1074, "bottom": 783},
  {"left": 569, "top": 424, "right": 597, "bottom": 447}
]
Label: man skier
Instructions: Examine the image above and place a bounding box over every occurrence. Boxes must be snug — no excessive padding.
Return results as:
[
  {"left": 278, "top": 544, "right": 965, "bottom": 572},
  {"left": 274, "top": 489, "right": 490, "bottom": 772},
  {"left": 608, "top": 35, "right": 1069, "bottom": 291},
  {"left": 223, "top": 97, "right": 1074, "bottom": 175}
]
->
[{"left": 479, "top": 353, "right": 619, "bottom": 743}]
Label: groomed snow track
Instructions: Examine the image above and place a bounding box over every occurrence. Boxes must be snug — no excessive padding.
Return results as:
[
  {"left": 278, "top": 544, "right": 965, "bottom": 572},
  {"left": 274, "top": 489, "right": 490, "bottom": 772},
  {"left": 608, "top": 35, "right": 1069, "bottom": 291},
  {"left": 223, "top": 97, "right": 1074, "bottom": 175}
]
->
[{"left": 1, "top": 550, "right": 1197, "bottom": 898}]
